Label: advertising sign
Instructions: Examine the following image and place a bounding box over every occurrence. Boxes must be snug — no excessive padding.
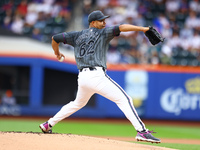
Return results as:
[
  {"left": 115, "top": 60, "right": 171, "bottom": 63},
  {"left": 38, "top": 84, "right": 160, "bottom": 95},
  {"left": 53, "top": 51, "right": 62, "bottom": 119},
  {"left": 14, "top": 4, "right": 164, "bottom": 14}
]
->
[
  {"left": 146, "top": 73, "right": 200, "bottom": 120},
  {"left": 125, "top": 70, "right": 148, "bottom": 116}
]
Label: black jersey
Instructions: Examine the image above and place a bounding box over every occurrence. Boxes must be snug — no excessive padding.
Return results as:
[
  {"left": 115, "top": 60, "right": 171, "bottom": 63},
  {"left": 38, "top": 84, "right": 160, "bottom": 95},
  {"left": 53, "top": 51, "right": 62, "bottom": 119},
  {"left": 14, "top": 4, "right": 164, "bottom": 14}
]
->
[{"left": 55, "top": 25, "right": 120, "bottom": 70}]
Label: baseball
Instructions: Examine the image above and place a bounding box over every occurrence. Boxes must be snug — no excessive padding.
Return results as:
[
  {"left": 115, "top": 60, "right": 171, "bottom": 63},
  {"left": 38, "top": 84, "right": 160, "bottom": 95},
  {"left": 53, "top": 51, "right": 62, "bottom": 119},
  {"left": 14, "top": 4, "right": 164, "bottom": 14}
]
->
[{"left": 58, "top": 56, "right": 64, "bottom": 62}]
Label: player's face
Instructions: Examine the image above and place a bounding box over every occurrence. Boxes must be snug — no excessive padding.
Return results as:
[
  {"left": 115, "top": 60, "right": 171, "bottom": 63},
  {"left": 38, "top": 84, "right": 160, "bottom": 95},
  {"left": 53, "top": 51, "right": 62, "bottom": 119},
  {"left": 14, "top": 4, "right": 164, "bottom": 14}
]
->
[{"left": 94, "top": 19, "right": 106, "bottom": 29}]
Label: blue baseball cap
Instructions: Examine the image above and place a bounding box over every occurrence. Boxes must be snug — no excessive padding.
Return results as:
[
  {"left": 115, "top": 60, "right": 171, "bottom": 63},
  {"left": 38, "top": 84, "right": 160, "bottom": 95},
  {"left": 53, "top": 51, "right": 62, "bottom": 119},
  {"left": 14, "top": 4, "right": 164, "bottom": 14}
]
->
[{"left": 88, "top": 10, "right": 110, "bottom": 23}]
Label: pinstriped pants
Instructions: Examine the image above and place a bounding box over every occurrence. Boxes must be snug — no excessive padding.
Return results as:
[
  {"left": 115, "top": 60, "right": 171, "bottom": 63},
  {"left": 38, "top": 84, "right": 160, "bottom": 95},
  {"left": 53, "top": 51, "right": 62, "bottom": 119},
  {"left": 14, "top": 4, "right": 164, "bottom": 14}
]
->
[{"left": 48, "top": 67, "right": 146, "bottom": 132}]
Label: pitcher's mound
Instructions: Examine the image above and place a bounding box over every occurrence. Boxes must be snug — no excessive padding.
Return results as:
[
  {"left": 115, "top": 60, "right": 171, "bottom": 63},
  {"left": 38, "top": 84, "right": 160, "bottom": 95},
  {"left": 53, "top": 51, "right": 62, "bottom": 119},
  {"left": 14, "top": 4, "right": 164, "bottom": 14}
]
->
[{"left": 0, "top": 132, "right": 175, "bottom": 150}]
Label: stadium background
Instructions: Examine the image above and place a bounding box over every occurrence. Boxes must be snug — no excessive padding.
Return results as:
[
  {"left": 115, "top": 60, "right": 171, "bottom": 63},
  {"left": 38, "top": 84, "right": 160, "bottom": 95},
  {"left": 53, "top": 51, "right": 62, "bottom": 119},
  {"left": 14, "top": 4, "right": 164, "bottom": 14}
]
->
[{"left": 0, "top": 0, "right": 200, "bottom": 122}]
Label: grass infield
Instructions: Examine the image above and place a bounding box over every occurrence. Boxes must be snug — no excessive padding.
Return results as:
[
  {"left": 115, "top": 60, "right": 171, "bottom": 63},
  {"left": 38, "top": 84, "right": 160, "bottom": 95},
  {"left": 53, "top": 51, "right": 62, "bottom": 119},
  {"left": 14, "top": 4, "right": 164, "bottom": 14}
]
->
[{"left": 0, "top": 118, "right": 200, "bottom": 150}]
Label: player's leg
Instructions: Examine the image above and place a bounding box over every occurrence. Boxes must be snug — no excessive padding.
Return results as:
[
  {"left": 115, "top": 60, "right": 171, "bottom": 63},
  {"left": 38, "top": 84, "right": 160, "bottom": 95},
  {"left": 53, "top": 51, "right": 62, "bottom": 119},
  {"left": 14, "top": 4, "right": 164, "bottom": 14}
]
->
[
  {"left": 96, "top": 73, "right": 146, "bottom": 131},
  {"left": 48, "top": 86, "right": 93, "bottom": 126},
  {"left": 40, "top": 72, "right": 94, "bottom": 133},
  {"left": 96, "top": 73, "right": 160, "bottom": 143},
  {"left": 40, "top": 87, "right": 93, "bottom": 133}
]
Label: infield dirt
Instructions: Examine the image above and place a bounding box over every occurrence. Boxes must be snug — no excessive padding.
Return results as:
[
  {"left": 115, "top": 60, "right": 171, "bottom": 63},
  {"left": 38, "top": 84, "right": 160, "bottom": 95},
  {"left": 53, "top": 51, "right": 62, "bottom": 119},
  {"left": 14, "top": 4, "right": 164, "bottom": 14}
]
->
[{"left": 0, "top": 132, "right": 176, "bottom": 150}]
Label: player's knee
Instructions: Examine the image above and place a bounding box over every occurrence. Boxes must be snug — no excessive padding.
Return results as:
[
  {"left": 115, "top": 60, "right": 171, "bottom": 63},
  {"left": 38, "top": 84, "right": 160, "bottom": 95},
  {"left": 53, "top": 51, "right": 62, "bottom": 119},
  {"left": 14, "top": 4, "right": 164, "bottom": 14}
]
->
[{"left": 73, "top": 100, "right": 88, "bottom": 108}]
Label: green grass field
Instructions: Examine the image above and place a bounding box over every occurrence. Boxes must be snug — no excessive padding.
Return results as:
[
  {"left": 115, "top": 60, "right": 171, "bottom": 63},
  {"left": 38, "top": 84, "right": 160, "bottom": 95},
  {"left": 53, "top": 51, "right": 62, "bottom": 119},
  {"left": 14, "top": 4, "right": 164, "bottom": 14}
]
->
[{"left": 0, "top": 118, "right": 200, "bottom": 150}]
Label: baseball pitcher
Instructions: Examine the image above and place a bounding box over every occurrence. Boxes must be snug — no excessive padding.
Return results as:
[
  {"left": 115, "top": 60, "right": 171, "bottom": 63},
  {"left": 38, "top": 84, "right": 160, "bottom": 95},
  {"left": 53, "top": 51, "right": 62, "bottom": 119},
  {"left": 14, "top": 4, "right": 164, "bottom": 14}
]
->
[{"left": 40, "top": 10, "right": 162, "bottom": 143}]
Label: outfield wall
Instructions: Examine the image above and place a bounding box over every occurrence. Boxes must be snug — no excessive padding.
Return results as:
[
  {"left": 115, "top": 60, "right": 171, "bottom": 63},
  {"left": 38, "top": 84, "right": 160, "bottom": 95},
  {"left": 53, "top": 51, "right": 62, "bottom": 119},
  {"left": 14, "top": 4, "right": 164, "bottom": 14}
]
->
[{"left": 0, "top": 56, "right": 200, "bottom": 121}]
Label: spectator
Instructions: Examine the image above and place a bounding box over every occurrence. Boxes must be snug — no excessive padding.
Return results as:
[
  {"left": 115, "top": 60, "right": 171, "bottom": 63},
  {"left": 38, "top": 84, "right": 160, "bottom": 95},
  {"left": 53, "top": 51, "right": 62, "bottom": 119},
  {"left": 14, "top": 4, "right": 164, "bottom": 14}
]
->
[
  {"left": 1, "top": 90, "right": 16, "bottom": 106},
  {"left": 11, "top": 15, "right": 24, "bottom": 34},
  {"left": 188, "top": 30, "right": 200, "bottom": 53},
  {"left": 2, "top": 0, "right": 14, "bottom": 12},
  {"left": 185, "top": 11, "right": 200, "bottom": 30},
  {"left": 32, "top": 28, "right": 43, "bottom": 41},
  {"left": 3, "top": 9, "right": 13, "bottom": 29},
  {"left": 15, "top": 0, "right": 28, "bottom": 18},
  {"left": 51, "top": 1, "right": 62, "bottom": 18},
  {"left": 180, "top": 0, "right": 189, "bottom": 14},
  {"left": 180, "top": 25, "right": 193, "bottom": 39},
  {"left": 189, "top": 0, "right": 200, "bottom": 13},
  {"left": 133, "top": 14, "right": 145, "bottom": 27},
  {"left": 59, "top": 0, "right": 72, "bottom": 22},
  {"left": 149, "top": 49, "right": 160, "bottom": 65},
  {"left": 82, "top": 0, "right": 93, "bottom": 28},
  {"left": 24, "top": 2, "right": 38, "bottom": 27},
  {"left": 37, "top": 0, "right": 53, "bottom": 15},
  {"left": 168, "top": 30, "right": 181, "bottom": 50},
  {"left": 161, "top": 42, "right": 173, "bottom": 58},
  {"left": 33, "top": 11, "right": 46, "bottom": 30},
  {"left": 2, "top": 0, "right": 15, "bottom": 29},
  {"left": 165, "top": 0, "right": 180, "bottom": 14}
]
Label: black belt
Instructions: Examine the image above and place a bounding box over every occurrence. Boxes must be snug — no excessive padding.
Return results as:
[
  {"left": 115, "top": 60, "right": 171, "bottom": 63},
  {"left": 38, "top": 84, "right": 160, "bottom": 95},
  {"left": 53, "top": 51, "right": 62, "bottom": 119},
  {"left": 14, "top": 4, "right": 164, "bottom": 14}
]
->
[{"left": 79, "top": 67, "right": 105, "bottom": 72}]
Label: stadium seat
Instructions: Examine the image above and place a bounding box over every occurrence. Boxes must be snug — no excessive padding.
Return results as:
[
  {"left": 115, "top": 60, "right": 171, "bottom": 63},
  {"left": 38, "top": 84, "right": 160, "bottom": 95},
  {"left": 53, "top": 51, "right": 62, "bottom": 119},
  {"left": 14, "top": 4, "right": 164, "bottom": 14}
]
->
[{"left": 189, "top": 59, "right": 199, "bottom": 66}]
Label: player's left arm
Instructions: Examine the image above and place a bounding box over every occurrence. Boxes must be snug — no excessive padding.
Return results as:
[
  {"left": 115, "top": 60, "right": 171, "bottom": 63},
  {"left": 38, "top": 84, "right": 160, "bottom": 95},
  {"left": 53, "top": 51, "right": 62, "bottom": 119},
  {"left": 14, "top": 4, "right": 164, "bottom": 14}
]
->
[{"left": 119, "top": 24, "right": 149, "bottom": 33}]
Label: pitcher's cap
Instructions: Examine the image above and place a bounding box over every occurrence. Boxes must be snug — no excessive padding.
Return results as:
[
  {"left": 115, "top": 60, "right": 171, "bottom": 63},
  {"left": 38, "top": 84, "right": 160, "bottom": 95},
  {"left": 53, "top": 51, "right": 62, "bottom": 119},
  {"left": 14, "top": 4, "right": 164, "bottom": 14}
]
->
[{"left": 88, "top": 10, "right": 110, "bottom": 23}]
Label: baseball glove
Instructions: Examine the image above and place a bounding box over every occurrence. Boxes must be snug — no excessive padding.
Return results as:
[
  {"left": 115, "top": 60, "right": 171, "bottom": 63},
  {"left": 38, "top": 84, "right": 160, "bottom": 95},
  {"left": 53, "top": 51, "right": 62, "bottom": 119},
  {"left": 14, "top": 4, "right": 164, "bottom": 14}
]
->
[{"left": 145, "top": 26, "right": 164, "bottom": 45}]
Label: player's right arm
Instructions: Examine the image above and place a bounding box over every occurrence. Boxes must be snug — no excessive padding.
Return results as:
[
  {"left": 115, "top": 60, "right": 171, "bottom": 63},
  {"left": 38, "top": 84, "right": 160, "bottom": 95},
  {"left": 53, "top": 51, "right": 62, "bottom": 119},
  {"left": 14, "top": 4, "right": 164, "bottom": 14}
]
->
[
  {"left": 52, "top": 35, "right": 65, "bottom": 60},
  {"left": 52, "top": 31, "right": 77, "bottom": 60}
]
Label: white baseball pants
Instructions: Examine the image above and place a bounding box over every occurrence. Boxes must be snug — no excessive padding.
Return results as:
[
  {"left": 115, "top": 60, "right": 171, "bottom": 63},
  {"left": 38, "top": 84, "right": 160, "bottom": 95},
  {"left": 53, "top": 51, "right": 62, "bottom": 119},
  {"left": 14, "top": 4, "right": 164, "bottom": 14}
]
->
[{"left": 48, "top": 67, "right": 146, "bottom": 132}]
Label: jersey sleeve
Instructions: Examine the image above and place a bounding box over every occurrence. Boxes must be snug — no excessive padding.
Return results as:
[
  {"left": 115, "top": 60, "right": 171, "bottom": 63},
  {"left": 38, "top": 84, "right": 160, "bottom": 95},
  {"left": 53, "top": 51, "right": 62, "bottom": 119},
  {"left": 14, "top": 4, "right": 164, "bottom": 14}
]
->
[
  {"left": 104, "top": 25, "right": 121, "bottom": 37},
  {"left": 53, "top": 31, "right": 78, "bottom": 46}
]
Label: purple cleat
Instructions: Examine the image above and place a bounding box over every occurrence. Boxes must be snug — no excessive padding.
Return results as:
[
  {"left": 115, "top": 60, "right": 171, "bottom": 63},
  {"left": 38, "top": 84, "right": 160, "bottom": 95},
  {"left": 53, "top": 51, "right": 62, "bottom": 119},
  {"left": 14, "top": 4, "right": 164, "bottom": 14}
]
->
[
  {"left": 39, "top": 121, "right": 52, "bottom": 133},
  {"left": 135, "top": 130, "right": 161, "bottom": 143}
]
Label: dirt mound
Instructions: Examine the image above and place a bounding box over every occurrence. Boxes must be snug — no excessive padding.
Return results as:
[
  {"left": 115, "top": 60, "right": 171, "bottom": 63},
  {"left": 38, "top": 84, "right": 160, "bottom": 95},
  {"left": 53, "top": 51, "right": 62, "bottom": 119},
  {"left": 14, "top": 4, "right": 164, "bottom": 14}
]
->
[{"left": 0, "top": 132, "right": 175, "bottom": 150}]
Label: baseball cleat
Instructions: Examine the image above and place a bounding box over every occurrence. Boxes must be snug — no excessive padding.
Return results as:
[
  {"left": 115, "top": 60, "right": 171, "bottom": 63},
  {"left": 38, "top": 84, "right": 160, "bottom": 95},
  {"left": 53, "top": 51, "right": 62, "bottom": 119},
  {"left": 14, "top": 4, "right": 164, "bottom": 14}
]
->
[
  {"left": 135, "top": 130, "right": 161, "bottom": 143},
  {"left": 39, "top": 121, "right": 52, "bottom": 133}
]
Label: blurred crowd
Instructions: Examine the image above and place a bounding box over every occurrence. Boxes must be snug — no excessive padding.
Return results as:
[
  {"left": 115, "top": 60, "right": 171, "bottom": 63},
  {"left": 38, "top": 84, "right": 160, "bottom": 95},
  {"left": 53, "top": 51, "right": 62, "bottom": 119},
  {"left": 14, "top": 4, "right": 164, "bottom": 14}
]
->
[
  {"left": 0, "top": 0, "right": 74, "bottom": 42},
  {"left": 1, "top": 0, "right": 200, "bottom": 66},
  {"left": 83, "top": 0, "right": 200, "bottom": 66}
]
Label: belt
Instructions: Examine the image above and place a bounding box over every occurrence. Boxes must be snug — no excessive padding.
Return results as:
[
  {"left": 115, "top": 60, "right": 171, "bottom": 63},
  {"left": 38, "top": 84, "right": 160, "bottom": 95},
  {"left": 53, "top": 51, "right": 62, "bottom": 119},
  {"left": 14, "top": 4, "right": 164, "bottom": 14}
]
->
[{"left": 79, "top": 67, "right": 105, "bottom": 72}]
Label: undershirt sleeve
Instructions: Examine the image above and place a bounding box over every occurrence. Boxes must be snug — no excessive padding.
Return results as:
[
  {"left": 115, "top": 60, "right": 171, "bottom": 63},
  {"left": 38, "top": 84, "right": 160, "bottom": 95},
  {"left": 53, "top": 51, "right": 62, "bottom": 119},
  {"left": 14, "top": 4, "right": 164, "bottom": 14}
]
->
[
  {"left": 52, "top": 32, "right": 77, "bottom": 46},
  {"left": 52, "top": 33, "right": 66, "bottom": 43},
  {"left": 113, "top": 25, "right": 121, "bottom": 36}
]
